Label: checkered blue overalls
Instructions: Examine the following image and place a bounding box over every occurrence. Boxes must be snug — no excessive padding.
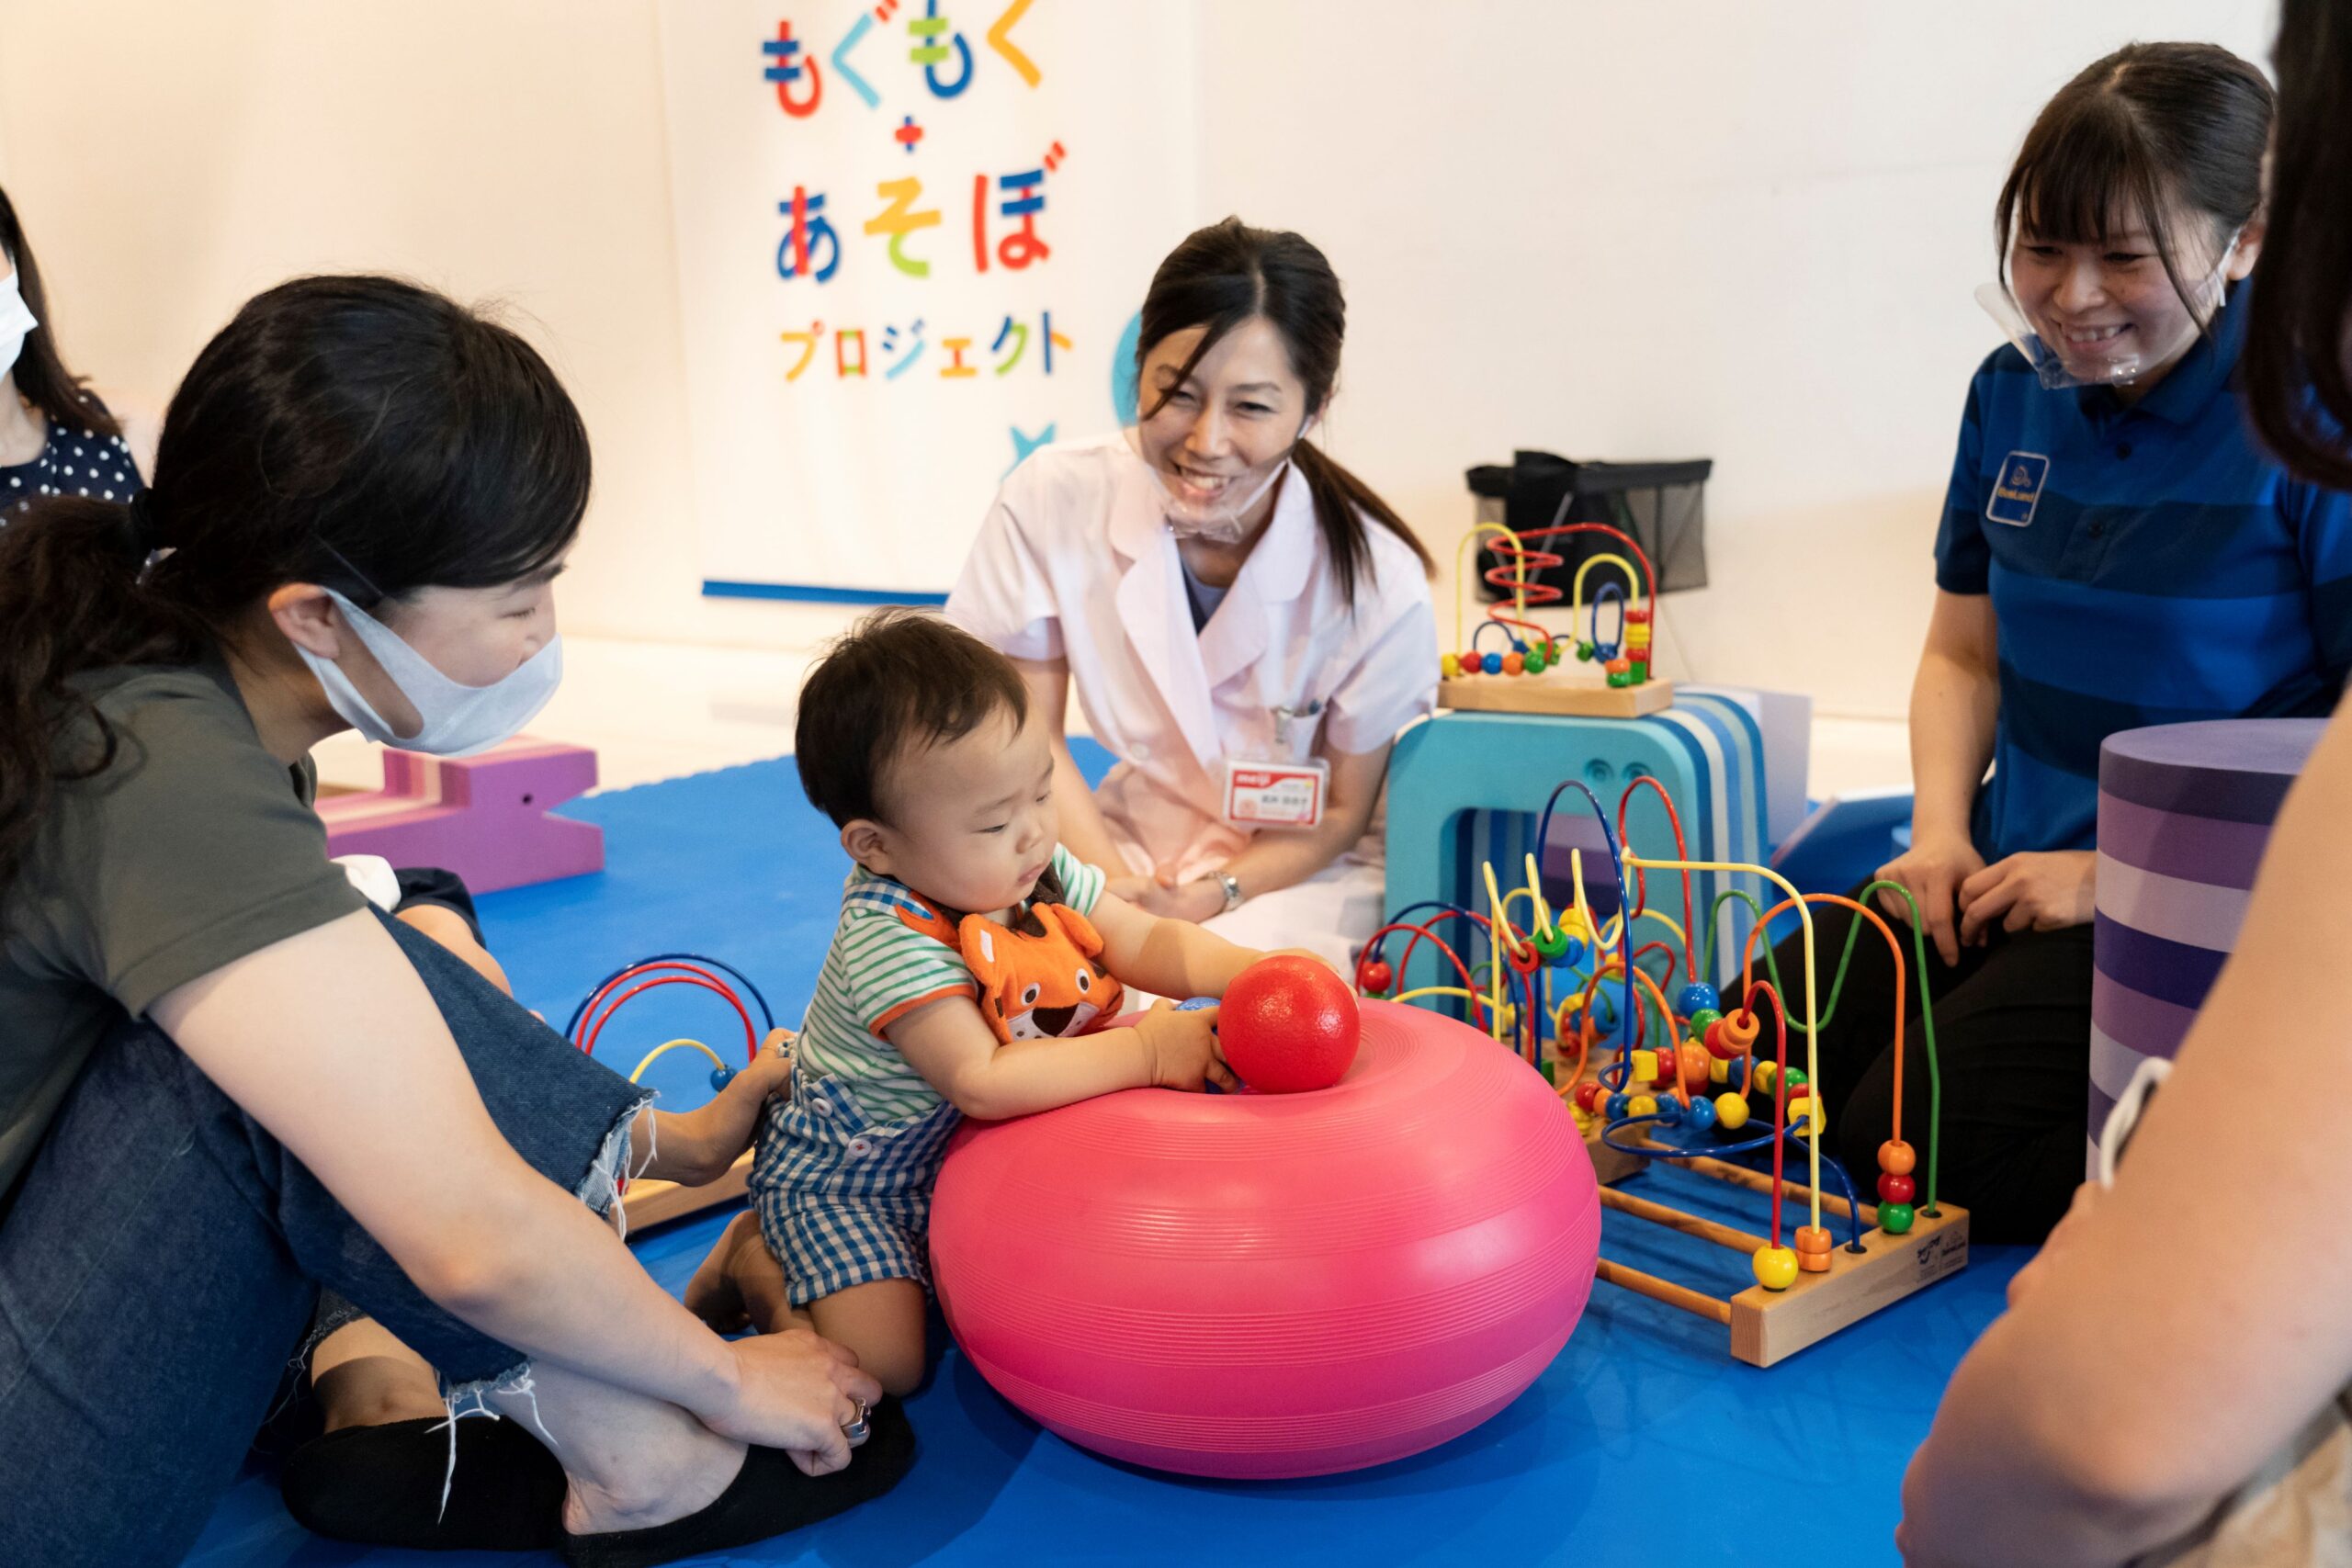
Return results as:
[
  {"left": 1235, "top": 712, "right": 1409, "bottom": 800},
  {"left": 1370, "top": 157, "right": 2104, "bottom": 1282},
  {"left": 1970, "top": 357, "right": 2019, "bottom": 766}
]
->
[{"left": 750, "top": 1062, "right": 965, "bottom": 1306}]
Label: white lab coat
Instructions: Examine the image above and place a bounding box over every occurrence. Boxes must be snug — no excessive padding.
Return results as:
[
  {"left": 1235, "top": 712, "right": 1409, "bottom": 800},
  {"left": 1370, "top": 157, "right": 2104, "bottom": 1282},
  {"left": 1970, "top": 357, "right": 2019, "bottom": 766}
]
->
[{"left": 947, "top": 430, "right": 1436, "bottom": 966}]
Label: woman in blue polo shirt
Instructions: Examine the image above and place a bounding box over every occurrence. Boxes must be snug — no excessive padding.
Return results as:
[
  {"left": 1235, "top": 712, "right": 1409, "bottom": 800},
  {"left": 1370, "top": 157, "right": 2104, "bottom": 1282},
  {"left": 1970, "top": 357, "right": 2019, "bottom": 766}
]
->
[{"left": 1771, "top": 41, "right": 2352, "bottom": 1245}]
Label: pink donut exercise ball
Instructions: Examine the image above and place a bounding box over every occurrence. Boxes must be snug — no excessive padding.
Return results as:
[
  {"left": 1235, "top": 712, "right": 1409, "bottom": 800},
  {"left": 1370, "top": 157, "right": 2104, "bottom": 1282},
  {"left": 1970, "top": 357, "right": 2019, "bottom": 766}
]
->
[
  {"left": 930, "top": 1001, "right": 1600, "bottom": 1479},
  {"left": 1218, "top": 954, "right": 1361, "bottom": 1093}
]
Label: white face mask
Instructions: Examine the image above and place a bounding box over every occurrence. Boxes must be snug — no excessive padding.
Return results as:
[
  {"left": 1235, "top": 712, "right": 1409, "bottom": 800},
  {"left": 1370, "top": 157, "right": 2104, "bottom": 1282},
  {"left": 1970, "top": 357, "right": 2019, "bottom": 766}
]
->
[
  {"left": 0, "top": 274, "right": 35, "bottom": 383},
  {"left": 297, "top": 586, "right": 562, "bottom": 756}
]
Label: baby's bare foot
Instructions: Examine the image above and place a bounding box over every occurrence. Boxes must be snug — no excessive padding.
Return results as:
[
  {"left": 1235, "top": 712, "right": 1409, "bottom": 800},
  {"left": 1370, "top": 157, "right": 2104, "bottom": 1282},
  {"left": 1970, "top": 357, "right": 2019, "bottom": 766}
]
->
[
  {"left": 687, "top": 1207, "right": 805, "bottom": 1337},
  {"left": 683, "top": 1211, "right": 763, "bottom": 1332}
]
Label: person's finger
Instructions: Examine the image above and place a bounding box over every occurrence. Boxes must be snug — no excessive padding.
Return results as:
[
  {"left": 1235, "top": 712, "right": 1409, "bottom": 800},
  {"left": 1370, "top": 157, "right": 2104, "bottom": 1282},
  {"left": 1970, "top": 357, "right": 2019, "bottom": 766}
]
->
[
  {"left": 1154, "top": 862, "right": 1181, "bottom": 888},
  {"left": 1955, "top": 860, "right": 2005, "bottom": 904},
  {"left": 789, "top": 1448, "right": 825, "bottom": 1479},
  {"left": 838, "top": 1391, "right": 871, "bottom": 1448},
  {"left": 2004, "top": 899, "right": 2036, "bottom": 933},
  {"left": 1922, "top": 877, "right": 1964, "bottom": 967},
  {"left": 801, "top": 1426, "right": 850, "bottom": 1474},
  {"left": 836, "top": 1364, "right": 885, "bottom": 1405},
  {"left": 1958, "top": 876, "right": 2017, "bottom": 947},
  {"left": 1204, "top": 1058, "right": 1240, "bottom": 1092}
]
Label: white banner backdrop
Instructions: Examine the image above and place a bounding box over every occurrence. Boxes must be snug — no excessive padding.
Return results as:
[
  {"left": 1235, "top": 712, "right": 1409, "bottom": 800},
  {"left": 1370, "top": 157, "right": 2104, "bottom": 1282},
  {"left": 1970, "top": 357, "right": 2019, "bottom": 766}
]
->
[{"left": 657, "top": 0, "right": 1198, "bottom": 602}]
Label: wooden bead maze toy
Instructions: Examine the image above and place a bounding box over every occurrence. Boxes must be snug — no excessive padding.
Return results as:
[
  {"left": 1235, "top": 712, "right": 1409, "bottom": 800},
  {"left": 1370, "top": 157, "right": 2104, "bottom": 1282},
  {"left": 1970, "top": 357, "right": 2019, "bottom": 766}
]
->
[
  {"left": 1440, "top": 518, "right": 1673, "bottom": 718},
  {"left": 1356, "top": 777, "right": 1967, "bottom": 1367}
]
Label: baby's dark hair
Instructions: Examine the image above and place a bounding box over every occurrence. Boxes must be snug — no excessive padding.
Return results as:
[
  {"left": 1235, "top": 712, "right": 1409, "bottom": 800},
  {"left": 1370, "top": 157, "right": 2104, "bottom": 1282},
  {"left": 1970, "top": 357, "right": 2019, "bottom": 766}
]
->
[{"left": 795, "top": 609, "right": 1030, "bottom": 828}]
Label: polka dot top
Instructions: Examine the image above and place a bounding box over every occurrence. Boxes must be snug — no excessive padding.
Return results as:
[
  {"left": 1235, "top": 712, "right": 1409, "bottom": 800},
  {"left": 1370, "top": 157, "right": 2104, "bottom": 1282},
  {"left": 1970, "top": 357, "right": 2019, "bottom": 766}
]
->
[{"left": 2, "top": 403, "right": 144, "bottom": 520}]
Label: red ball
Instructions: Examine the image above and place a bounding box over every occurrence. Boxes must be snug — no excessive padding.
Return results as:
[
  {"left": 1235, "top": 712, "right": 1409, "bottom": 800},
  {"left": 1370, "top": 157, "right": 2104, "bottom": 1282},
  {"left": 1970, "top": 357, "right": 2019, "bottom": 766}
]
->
[
  {"left": 1359, "top": 960, "right": 1394, "bottom": 995},
  {"left": 1876, "top": 1173, "right": 1916, "bottom": 1205},
  {"left": 1221, "top": 955, "right": 1362, "bottom": 1093}
]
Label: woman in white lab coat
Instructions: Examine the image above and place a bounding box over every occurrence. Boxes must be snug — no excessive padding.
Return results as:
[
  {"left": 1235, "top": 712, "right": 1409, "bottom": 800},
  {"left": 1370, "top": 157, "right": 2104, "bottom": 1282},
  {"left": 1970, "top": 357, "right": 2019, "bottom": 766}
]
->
[{"left": 949, "top": 219, "right": 1437, "bottom": 968}]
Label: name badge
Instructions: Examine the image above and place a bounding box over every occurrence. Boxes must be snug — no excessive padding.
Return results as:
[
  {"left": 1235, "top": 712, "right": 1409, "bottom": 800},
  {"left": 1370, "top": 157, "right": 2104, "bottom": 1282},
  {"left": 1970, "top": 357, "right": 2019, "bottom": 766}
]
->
[
  {"left": 1985, "top": 451, "right": 2049, "bottom": 527},
  {"left": 1221, "top": 759, "right": 1328, "bottom": 830}
]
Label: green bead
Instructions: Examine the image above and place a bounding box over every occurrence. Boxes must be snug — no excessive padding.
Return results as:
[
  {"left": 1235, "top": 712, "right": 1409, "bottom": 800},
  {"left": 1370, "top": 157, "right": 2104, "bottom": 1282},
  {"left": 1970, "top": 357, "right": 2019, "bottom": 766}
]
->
[
  {"left": 1687, "top": 1007, "right": 1723, "bottom": 1037},
  {"left": 1879, "top": 1201, "right": 1916, "bottom": 1235},
  {"left": 1630, "top": 661, "right": 1649, "bottom": 682},
  {"left": 1533, "top": 924, "right": 1573, "bottom": 959},
  {"left": 1576, "top": 641, "right": 1595, "bottom": 662},
  {"left": 1607, "top": 669, "right": 1633, "bottom": 688},
  {"left": 1784, "top": 1066, "right": 1807, "bottom": 1089},
  {"left": 1523, "top": 649, "right": 1548, "bottom": 675}
]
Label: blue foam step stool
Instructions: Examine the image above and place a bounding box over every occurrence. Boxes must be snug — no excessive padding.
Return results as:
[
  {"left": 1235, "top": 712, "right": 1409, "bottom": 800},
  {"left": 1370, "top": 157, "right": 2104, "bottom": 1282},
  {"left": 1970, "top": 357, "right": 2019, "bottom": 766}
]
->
[{"left": 1385, "top": 693, "right": 1770, "bottom": 988}]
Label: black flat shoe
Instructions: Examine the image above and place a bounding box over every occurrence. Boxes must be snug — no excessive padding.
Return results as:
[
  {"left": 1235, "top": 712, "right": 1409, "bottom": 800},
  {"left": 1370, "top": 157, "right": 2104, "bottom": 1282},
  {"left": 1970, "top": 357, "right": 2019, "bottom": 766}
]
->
[
  {"left": 281, "top": 1412, "right": 567, "bottom": 1551},
  {"left": 562, "top": 1398, "right": 916, "bottom": 1568}
]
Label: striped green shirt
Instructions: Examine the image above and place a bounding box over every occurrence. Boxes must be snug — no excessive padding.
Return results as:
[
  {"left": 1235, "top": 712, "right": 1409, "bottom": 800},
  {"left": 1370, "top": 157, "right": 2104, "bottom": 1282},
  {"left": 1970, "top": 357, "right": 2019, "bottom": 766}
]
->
[{"left": 794, "top": 845, "right": 1106, "bottom": 1124}]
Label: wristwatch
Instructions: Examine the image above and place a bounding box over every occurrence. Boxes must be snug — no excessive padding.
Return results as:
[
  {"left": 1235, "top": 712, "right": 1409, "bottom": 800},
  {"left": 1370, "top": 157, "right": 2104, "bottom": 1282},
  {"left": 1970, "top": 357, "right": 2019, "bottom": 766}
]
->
[{"left": 1212, "top": 869, "right": 1245, "bottom": 914}]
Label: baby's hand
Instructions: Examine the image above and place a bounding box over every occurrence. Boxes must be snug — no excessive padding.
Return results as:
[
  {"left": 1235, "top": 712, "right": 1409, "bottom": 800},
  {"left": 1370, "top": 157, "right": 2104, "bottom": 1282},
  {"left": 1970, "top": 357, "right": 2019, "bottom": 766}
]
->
[
  {"left": 736, "top": 1028, "right": 796, "bottom": 1101},
  {"left": 1136, "top": 999, "right": 1238, "bottom": 1093}
]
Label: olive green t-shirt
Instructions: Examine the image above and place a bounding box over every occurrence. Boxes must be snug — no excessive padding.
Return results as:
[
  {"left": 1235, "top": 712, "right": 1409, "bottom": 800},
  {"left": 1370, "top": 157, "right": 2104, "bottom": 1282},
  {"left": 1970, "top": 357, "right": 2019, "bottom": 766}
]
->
[{"left": 0, "top": 660, "right": 365, "bottom": 1201}]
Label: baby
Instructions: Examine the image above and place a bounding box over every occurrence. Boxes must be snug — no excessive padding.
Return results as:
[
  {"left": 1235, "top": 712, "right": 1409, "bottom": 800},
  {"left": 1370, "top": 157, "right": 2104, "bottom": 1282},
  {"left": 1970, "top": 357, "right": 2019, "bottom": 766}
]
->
[{"left": 690, "top": 609, "right": 1271, "bottom": 1394}]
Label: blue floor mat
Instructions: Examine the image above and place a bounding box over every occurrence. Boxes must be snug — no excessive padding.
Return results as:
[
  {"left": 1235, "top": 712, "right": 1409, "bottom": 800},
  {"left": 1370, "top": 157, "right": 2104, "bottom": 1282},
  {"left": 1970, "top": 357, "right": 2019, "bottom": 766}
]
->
[{"left": 184, "top": 745, "right": 2015, "bottom": 1567}]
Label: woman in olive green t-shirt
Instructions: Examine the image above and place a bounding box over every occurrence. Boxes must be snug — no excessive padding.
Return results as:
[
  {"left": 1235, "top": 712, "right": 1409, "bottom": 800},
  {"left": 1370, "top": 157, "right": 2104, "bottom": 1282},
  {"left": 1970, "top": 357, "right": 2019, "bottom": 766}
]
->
[{"left": 0, "top": 276, "right": 894, "bottom": 1567}]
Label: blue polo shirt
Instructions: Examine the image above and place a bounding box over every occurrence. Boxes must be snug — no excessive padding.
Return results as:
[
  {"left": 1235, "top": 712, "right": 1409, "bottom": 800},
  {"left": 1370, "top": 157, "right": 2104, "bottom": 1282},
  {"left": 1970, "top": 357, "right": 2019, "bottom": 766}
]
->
[{"left": 1935, "top": 281, "right": 2352, "bottom": 862}]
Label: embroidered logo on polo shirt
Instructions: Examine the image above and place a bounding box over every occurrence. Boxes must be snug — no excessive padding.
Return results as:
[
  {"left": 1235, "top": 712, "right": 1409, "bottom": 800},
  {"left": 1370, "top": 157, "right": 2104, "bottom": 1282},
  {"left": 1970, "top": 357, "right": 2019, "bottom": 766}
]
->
[{"left": 1986, "top": 452, "right": 2049, "bottom": 527}]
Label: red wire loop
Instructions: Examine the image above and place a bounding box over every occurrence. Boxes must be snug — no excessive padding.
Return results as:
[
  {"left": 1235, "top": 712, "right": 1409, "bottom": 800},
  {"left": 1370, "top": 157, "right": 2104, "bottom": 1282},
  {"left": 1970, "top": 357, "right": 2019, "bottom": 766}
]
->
[{"left": 574, "top": 965, "right": 759, "bottom": 1066}]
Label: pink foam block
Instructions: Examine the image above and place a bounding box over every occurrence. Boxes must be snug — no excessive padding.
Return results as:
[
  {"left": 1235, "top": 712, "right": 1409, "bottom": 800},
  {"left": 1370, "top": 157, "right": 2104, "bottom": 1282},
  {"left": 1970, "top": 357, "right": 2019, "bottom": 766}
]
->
[{"left": 318, "top": 737, "right": 604, "bottom": 894}]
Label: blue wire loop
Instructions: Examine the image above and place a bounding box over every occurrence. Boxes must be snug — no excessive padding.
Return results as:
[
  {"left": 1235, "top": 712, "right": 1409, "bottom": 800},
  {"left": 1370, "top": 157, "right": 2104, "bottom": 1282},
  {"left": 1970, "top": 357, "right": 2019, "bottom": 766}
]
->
[
  {"left": 1600, "top": 1117, "right": 1869, "bottom": 1250},
  {"left": 1589, "top": 581, "right": 1626, "bottom": 660},
  {"left": 1471, "top": 619, "right": 1520, "bottom": 654}
]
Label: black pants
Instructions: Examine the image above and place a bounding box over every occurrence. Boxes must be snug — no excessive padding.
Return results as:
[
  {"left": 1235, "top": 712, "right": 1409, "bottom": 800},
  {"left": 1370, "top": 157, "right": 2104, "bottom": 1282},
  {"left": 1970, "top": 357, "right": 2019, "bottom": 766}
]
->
[
  {"left": 390, "top": 864, "right": 483, "bottom": 942},
  {"left": 1745, "top": 886, "right": 2092, "bottom": 1245}
]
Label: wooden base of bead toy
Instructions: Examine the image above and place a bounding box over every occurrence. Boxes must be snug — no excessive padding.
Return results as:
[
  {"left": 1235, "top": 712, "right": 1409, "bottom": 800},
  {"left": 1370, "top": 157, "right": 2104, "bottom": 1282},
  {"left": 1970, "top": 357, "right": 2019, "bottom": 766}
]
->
[
  {"left": 621, "top": 1148, "right": 752, "bottom": 1229},
  {"left": 1441, "top": 673, "right": 1676, "bottom": 718},
  {"left": 1584, "top": 1127, "right": 1647, "bottom": 1186},
  {"left": 1593, "top": 1148, "right": 1970, "bottom": 1367}
]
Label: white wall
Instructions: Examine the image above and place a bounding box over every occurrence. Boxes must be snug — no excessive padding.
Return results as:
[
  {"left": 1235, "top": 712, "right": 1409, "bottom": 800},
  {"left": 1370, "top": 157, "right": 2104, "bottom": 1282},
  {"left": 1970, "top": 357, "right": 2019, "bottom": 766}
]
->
[
  {"left": 1193, "top": 0, "right": 2278, "bottom": 716},
  {"left": 0, "top": 0, "right": 2281, "bottom": 716},
  {"left": 0, "top": 0, "right": 836, "bottom": 652}
]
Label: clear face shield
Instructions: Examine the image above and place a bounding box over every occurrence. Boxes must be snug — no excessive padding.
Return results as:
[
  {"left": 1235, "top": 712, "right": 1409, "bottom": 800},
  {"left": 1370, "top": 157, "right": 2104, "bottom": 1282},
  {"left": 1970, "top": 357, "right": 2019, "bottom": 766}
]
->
[
  {"left": 1975, "top": 223, "right": 2243, "bottom": 392},
  {"left": 1124, "top": 407, "right": 1314, "bottom": 546}
]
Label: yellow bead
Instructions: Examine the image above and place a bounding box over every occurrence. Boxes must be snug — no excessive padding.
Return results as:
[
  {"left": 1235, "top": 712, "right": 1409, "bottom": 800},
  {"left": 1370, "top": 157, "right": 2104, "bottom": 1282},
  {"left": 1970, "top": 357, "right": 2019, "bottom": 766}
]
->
[
  {"left": 1709, "top": 1056, "right": 1730, "bottom": 1084},
  {"left": 1627, "top": 1094, "right": 1658, "bottom": 1118},
  {"left": 1753, "top": 1062, "right": 1780, "bottom": 1095},
  {"left": 1714, "top": 1092, "right": 1749, "bottom": 1130},
  {"left": 1631, "top": 1049, "right": 1659, "bottom": 1083},
  {"left": 1753, "top": 1247, "right": 1800, "bottom": 1291},
  {"left": 1790, "top": 1098, "right": 1826, "bottom": 1136},
  {"left": 1441, "top": 653, "right": 1462, "bottom": 679}
]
